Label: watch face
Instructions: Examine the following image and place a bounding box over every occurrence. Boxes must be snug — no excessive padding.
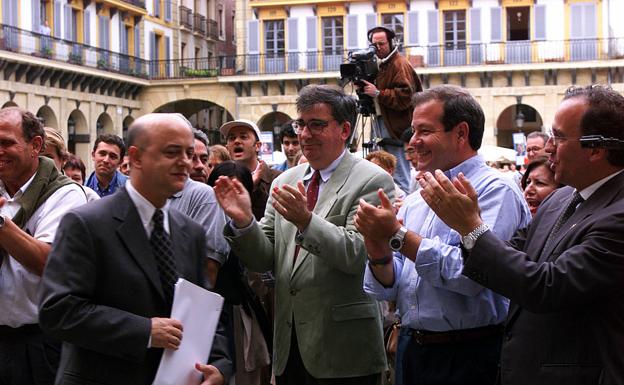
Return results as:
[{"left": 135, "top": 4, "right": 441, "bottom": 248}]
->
[{"left": 390, "top": 238, "right": 401, "bottom": 250}]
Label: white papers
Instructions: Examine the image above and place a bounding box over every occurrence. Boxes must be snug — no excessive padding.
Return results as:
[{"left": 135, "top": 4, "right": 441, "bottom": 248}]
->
[{"left": 152, "top": 278, "right": 224, "bottom": 385}]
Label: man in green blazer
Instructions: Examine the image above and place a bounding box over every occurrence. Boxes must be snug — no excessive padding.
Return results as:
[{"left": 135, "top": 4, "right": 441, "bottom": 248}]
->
[{"left": 215, "top": 85, "right": 394, "bottom": 384}]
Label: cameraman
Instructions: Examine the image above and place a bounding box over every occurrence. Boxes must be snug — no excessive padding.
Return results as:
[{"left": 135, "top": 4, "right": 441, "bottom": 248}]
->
[{"left": 360, "top": 26, "right": 422, "bottom": 193}]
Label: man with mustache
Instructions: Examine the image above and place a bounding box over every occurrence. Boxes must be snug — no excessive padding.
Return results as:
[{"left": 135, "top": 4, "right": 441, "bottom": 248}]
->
[
  {"left": 190, "top": 130, "right": 210, "bottom": 183},
  {"left": 85, "top": 134, "right": 128, "bottom": 197}
]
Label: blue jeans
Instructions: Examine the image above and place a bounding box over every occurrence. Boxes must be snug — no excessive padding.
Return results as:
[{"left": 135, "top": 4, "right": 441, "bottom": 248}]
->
[{"left": 376, "top": 118, "right": 411, "bottom": 193}]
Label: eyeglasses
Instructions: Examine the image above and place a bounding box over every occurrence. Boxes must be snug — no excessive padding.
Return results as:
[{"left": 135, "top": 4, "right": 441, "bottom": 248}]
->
[
  {"left": 292, "top": 119, "right": 337, "bottom": 135},
  {"left": 547, "top": 128, "right": 582, "bottom": 146}
]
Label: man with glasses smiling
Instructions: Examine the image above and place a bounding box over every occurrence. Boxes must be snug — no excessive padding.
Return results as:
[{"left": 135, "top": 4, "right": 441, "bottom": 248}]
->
[
  {"left": 215, "top": 85, "right": 394, "bottom": 385},
  {"left": 418, "top": 84, "right": 624, "bottom": 385}
]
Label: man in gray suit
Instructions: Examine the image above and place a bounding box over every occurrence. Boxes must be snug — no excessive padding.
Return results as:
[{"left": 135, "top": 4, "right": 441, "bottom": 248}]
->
[
  {"left": 214, "top": 85, "right": 394, "bottom": 384},
  {"left": 39, "top": 113, "right": 232, "bottom": 385},
  {"left": 418, "top": 85, "right": 624, "bottom": 385}
]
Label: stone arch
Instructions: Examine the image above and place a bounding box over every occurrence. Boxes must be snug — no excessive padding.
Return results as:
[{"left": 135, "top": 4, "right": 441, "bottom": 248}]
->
[
  {"left": 67, "top": 109, "right": 90, "bottom": 163},
  {"left": 257, "top": 111, "right": 292, "bottom": 152},
  {"left": 2, "top": 101, "right": 18, "bottom": 108},
  {"left": 495, "top": 103, "right": 544, "bottom": 150},
  {"left": 96, "top": 112, "right": 115, "bottom": 137},
  {"left": 153, "top": 99, "right": 234, "bottom": 145},
  {"left": 36, "top": 105, "right": 58, "bottom": 129},
  {"left": 122, "top": 115, "right": 134, "bottom": 143}
]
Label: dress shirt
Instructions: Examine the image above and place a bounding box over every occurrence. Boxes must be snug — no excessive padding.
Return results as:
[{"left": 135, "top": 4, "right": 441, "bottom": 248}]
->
[
  {"left": 0, "top": 176, "right": 87, "bottom": 327},
  {"left": 272, "top": 160, "right": 289, "bottom": 172},
  {"left": 85, "top": 170, "right": 128, "bottom": 198},
  {"left": 169, "top": 179, "right": 230, "bottom": 264},
  {"left": 364, "top": 155, "right": 532, "bottom": 331},
  {"left": 231, "top": 149, "right": 347, "bottom": 234},
  {"left": 125, "top": 181, "right": 170, "bottom": 236}
]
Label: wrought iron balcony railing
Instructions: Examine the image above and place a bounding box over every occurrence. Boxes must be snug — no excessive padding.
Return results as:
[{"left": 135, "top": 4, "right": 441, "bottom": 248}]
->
[
  {"left": 193, "top": 13, "right": 207, "bottom": 36},
  {"left": 0, "top": 24, "right": 149, "bottom": 78},
  {"left": 179, "top": 6, "right": 193, "bottom": 30},
  {"left": 207, "top": 19, "right": 219, "bottom": 41},
  {"left": 119, "top": 0, "right": 146, "bottom": 8},
  {"left": 1, "top": 23, "right": 622, "bottom": 81}
]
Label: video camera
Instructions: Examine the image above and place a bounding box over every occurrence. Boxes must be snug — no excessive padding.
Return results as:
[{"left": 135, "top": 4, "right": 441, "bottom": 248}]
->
[{"left": 340, "top": 46, "right": 379, "bottom": 116}]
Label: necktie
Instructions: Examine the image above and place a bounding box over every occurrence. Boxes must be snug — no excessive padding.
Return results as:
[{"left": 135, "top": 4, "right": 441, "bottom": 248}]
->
[
  {"left": 541, "top": 191, "right": 584, "bottom": 257},
  {"left": 294, "top": 170, "right": 322, "bottom": 263},
  {"left": 150, "top": 209, "right": 178, "bottom": 307}
]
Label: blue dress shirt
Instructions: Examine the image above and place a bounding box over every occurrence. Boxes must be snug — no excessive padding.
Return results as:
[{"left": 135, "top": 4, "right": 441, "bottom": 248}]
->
[
  {"left": 85, "top": 170, "right": 128, "bottom": 198},
  {"left": 364, "top": 155, "right": 532, "bottom": 331}
]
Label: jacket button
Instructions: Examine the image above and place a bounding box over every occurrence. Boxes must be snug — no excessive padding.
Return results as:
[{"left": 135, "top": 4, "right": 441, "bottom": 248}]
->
[
  {"left": 505, "top": 332, "right": 512, "bottom": 341},
  {"left": 290, "top": 289, "right": 298, "bottom": 295}
]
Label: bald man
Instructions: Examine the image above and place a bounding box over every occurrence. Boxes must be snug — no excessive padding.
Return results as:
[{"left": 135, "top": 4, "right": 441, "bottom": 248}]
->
[{"left": 39, "top": 114, "right": 232, "bottom": 385}]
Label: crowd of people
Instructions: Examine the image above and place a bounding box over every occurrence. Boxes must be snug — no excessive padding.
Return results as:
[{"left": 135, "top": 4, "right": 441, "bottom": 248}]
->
[{"left": 1, "top": 28, "right": 624, "bottom": 385}]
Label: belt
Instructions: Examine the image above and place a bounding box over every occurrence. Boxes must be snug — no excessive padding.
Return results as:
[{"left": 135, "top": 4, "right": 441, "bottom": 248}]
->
[
  {"left": 409, "top": 324, "right": 503, "bottom": 345},
  {"left": 0, "top": 324, "right": 41, "bottom": 336}
]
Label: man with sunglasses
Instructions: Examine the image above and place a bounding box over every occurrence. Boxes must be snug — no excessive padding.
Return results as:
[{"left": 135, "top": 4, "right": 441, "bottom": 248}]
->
[
  {"left": 215, "top": 85, "right": 394, "bottom": 384},
  {"left": 359, "top": 26, "right": 423, "bottom": 194},
  {"left": 418, "top": 85, "right": 624, "bottom": 385}
]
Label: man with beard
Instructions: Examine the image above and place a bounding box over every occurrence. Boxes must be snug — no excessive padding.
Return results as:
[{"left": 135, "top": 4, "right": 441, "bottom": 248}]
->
[
  {"left": 85, "top": 134, "right": 128, "bottom": 197},
  {"left": 359, "top": 26, "right": 422, "bottom": 193},
  {"left": 190, "top": 130, "right": 211, "bottom": 183},
  {"left": 273, "top": 121, "right": 302, "bottom": 172}
]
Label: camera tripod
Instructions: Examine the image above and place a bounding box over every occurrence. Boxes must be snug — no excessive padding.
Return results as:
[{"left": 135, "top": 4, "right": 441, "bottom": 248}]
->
[{"left": 351, "top": 111, "right": 383, "bottom": 157}]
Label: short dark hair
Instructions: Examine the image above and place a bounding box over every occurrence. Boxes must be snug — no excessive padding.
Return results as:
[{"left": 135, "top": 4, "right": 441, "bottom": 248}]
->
[
  {"left": 296, "top": 85, "right": 357, "bottom": 145},
  {"left": 63, "top": 154, "right": 87, "bottom": 182},
  {"left": 0, "top": 107, "right": 45, "bottom": 148},
  {"left": 412, "top": 85, "right": 485, "bottom": 151},
  {"left": 207, "top": 160, "right": 253, "bottom": 194},
  {"left": 93, "top": 133, "right": 126, "bottom": 159},
  {"left": 563, "top": 84, "right": 624, "bottom": 166},
  {"left": 280, "top": 120, "right": 297, "bottom": 143},
  {"left": 400, "top": 127, "right": 413, "bottom": 144},
  {"left": 527, "top": 131, "right": 549, "bottom": 145}
]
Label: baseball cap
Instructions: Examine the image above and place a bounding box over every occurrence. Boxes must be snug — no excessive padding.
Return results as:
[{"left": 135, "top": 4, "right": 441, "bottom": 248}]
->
[{"left": 219, "top": 119, "right": 262, "bottom": 141}]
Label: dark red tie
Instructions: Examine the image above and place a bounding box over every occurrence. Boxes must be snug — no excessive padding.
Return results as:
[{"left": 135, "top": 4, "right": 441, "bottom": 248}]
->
[{"left": 294, "top": 170, "right": 321, "bottom": 263}]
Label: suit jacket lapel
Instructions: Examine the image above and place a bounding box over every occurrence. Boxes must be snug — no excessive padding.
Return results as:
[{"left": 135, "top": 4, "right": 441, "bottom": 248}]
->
[
  {"left": 168, "top": 210, "right": 192, "bottom": 280},
  {"left": 115, "top": 190, "right": 166, "bottom": 302},
  {"left": 291, "top": 154, "right": 354, "bottom": 277}
]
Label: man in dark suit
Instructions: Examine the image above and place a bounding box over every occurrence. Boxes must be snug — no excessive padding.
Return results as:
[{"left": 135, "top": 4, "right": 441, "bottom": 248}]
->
[
  {"left": 418, "top": 84, "right": 624, "bottom": 385},
  {"left": 39, "top": 113, "right": 232, "bottom": 385}
]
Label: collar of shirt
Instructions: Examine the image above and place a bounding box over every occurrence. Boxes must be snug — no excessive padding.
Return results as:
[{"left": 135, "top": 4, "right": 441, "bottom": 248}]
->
[
  {"left": 0, "top": 172, "right": 37, "bottom": 218},
  {"left": 443, "top": 153, "right": 485, "bottom": 181},
  {"left": 170, "top": 178, "right": 191, "bottom": 200},
  {"left": 302, "top": 149, "right": 347, "bottom": 184},
  {"left": 86, "top": 171, "right": 120, "bottom": 196},
  {"left": 578, "top": 169, "right": 624, "bottom": 201},
  {"left": 125, "top": 181, "right": 171, "bottom": 236}
]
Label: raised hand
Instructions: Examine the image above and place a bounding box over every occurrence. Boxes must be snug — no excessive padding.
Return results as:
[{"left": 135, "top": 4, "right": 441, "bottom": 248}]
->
[
  {"left": 213, "top": 176, "right": 254, "bottom": 228},
  {"left": 419, "top": 170, "right": 483, "bottom": 235},
  {"left": 150, "top": 317, "right": 183, "bottom": 350},
  {"left": 354, "top": 188, "right": 401, "bottom": 242},
  {"left": 271, "top": 181, "right": 312, "bottom": 231}
]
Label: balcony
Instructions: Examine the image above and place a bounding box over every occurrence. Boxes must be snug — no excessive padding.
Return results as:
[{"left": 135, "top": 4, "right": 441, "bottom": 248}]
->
[
  {"left": 0, "top": 23, "right": 148, "bottom": 78},
  {"left": 120, "top": 0, "right": 146, "bottom": 7},
  {"left": 98, "top": 0, "right": 147, "bottom": 15},
  {"left": 179, "top": 6, "right": 193, "bottom": 30},
  {"left": 207, "top": 19, "right": 219, "bottom": 41},
  {"left": 193, "top": 13, "right": 207, "bottom": 36}
]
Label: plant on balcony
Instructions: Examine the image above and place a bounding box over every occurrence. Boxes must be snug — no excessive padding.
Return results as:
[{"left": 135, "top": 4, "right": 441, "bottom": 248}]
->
[
  {"left": 68, "top": 53, "right": 82, "bottom": 64},
  {"left": 183, "top": 68, "right": 218, "bottom": 78},
  {"left": 97, "top": 59, "right": 109, "bottom": 69},
  {"left": 40, "top": 47, "right": 53, "bottom": 59}
]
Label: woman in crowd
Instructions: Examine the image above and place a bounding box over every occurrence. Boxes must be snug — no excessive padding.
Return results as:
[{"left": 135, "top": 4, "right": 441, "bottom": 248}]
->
[
  {"left": 63, "top": 154, "right": 100, "bottom": 201},
  {"left": 521, "top": 157, "right": 562, "bottom": 216}
]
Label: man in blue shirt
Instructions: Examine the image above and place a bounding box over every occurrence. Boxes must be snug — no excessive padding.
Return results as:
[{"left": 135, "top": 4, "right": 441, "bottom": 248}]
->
[
  {"left": 273, "top": 120, "right": 302, "bottom": 172},
  {"left": 85, "top": 134, "right": 128, "bottom": 197},
  {"left": 355, "top": 85, "right": 531, "bottom": 385}
]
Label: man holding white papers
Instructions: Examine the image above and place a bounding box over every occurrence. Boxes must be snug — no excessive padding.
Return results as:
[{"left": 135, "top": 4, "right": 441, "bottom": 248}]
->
[{"left": 39, "top": 114, "right": 232, "bottom": 385}]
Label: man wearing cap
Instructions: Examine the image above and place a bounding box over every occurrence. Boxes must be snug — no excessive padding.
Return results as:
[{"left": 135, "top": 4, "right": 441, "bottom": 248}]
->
[
  {"left": 220, "top": 119, "right": 281, "bottom": 221},
  {"left": 359, "top": 26, "right": 422, "bottom": 193}
]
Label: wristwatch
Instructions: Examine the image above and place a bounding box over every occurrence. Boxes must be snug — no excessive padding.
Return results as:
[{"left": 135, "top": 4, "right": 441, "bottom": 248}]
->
[
  {"left": 461, "top": 223, "right": 490, "bottom": 250},
  {"left": 388, "top": 226, "right": 408, "bottom": 252}
]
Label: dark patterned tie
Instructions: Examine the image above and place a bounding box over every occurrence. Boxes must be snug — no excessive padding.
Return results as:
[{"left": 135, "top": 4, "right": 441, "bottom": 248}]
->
[
  {"left": 150, "top": 209, "right": 178, "bottom": 307},
  {"left": 541, "top": 191, "right": 584, "bottom": 257},
  {"left": 294, "top": 170, "right": 322, "bottom": 263}
]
